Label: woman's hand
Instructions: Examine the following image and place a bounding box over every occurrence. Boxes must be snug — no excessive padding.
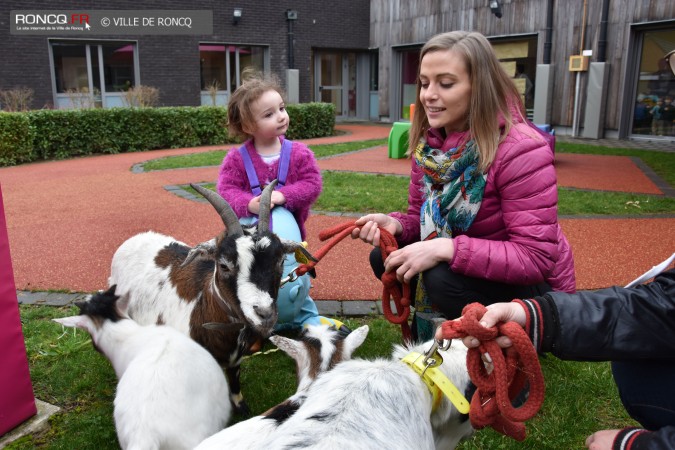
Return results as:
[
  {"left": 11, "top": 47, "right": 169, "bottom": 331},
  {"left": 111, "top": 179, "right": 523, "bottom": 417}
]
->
[
  {"left": 351, "top": 214, "right": 402, "bottom": 246},
  {"left": 585, "top": 429, "right": 621, "bottom": 450},
  {"left": 384, "top": 238, "right": 455, "bottom": 284},
  {"left": 435, "top": 302, "right": 527, "bottom": 348}
]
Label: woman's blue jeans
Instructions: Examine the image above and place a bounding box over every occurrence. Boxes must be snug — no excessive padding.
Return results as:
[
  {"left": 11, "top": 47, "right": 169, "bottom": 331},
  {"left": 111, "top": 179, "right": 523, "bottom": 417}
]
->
[{"left": 612, "top": 360, "right": 675, "bottom": 430}]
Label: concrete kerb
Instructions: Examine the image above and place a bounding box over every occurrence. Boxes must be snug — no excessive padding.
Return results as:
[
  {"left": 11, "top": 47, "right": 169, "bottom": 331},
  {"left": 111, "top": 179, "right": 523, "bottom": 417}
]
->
[
  {"left": 0, "top": 400, "right": 61, "bottom": 448},
  {"left": 16, "top": 290, "right": 386, "bottom": 317},
  {"left": 17, "top": 291, "right": 89, "bottom": 306}
]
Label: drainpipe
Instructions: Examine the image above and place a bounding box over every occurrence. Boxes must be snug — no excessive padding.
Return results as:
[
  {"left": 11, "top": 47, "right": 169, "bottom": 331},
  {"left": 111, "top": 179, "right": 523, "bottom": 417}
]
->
[
  {"left": 533, "top": 0, "right": 555, "bottom": 124},
  {"left": 543, "top": 0, "right": 554, "bottom": 64},
  {"left": 287, "top": 19, "right": 294, "bottom": 69},
  {"left": 597, "top": 0, "right": 610, "bottom": 62}
]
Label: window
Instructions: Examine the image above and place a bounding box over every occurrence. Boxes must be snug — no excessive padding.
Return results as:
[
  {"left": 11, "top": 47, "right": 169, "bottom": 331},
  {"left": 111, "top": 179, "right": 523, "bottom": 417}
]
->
[
  {"left": 199, "top": 44, "right": 267, "bottom": 106},
  {"left": 51, "top": 41, "right": 137, "bottom": 109},
  {"left": 53, "top": 43, "right": 88, "bottom": 93},
  {"left": 631, "top": 29, "right": 675, "bottom": 137},
  {"left": 491, "top": 38, "right": 538, "bottom": 115},
  {"left": 400, "top": 49, "right": 419, "bottom": 119}
]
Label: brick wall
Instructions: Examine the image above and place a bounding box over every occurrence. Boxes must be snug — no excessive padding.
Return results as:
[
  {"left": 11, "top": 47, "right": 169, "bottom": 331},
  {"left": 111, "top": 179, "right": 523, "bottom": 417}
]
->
[{"left": 0, "top": 0, "right": 370, "bottom": 107}]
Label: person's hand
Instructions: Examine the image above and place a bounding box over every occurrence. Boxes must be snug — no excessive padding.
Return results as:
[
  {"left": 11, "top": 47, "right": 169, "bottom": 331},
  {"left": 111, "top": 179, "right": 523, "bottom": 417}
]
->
[
  {"left": 585, "top": 429, "right": 621, "bottom": 450},
  {"left": 351, "top": 214, "right": 402, "bottom": 246},
  {"left": 434, "top": 302, "right": 527, "bottom": 348},
  {"left": 270, "top": 191, "right": 286, "bottom": 207},
  {"left": 384, "top": 238, "right": 454, "bottom": 284},
  {"left": 247, "top": 196, "right": 261, "bottom": 214}
]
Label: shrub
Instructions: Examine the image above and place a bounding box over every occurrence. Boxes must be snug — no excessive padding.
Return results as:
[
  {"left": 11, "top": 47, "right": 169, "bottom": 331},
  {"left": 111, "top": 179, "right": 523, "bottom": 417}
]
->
[
  {"left": 0, "top": 87, "right": 34, "bottom": 112},
  {"left": 121, "top": 85, "right": 160, "bottom": 107},
  {"left": 286, "top": 102, "right": 335, "bottom": 139},
  {"left": 0, "top": 112, "right": 33, "bottom": 165},
  {"left": 64, "top": 87, "right": 100, "bottom": 109},
  {"left": 0, "top": 103, "right": 334, "bottom": 166}
]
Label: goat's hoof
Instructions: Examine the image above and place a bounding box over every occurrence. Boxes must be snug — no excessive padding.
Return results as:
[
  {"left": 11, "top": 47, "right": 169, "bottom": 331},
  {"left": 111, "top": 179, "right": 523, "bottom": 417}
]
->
[{"left": 234, "top": 400, "right": 251, "bottom": 417}]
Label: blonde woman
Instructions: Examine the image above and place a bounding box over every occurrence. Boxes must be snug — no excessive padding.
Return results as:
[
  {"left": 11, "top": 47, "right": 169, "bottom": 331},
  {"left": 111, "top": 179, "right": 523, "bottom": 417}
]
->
[{"left": 352, "top": 31, "right": 575, "bottom": 339}]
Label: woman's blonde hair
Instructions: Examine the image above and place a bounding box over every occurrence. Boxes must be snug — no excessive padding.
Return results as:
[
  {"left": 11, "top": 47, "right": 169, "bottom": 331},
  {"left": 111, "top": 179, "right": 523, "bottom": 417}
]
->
[
  {"left": 227, "top": 69, "right": 286, "bottom": 141},
  {"left": 408, "top": 31, "right": 525, "bottom": 172}
]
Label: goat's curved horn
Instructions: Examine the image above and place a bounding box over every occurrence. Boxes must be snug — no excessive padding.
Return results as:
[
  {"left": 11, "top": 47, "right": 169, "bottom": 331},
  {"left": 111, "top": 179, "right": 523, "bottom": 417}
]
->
[
  {"left": 190, "top": 183, "right": 244, "bottom": 236},
  {"left": 257, "top": 179, "right": 278, "bottom": 234}
]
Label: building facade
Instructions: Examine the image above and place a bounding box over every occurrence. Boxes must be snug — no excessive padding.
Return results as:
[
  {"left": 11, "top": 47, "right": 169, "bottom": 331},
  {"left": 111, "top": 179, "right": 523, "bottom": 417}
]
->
[
  {"left": 1, "top": 0, "right": 674, "bottom": 140},
  {"left": 1, "top": 0, "right": 373, "bottom": 117},
  {"left": 371, "top": 0, "right": 675, "bottom": 140}
]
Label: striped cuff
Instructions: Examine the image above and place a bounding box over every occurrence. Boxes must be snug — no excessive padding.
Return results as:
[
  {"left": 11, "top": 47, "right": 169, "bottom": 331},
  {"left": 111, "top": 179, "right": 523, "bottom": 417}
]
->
[
  {"left": 612, "top": 427, "right": 650, "bottom": 450},
  {"left": 513, "top": 298, "right": 542, "bottom": 352},
  {"left": 513, "top": 295, "right": 559, "bottom": 353}
]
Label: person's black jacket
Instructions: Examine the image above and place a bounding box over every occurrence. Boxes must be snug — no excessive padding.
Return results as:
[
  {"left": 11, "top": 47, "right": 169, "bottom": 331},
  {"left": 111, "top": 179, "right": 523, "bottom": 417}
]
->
[
  {"left": 526, "top": 269, "right": 675, "bottom": 360},
  {"left": 518, "top": 269, "right": 675, "bottom": 450}
]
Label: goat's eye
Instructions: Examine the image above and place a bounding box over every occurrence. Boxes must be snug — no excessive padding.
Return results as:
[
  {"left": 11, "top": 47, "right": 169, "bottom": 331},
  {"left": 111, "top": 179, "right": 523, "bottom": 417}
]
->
[{"left": 218, "top": 259, "right": 234, "bottom": 273}]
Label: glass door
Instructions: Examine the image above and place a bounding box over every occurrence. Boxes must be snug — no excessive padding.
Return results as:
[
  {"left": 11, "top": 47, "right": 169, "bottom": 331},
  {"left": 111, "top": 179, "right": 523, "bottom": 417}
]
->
[
  {"left": 317, "top": 53, "right": 344, "bottom": 116},
  {"left": 630, "top": 29, "right": 675, "bottom": 138},
  {"left": 314, "top": 51, "right": 358, "bottom": 118},
  {"left": 400, "top": 49, "right": 420, "bottom": 120}
]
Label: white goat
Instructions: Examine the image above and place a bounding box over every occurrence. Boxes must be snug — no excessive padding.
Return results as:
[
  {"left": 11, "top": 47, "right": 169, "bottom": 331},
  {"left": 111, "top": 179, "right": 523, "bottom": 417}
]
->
[
  {"left": 53, "top": 285, "right": 231, "bottom": 450},
  {"left": 196, "top": 324, "right": 369, "bottom": 450},
  {"left": 108, "top": 181, "right": 313, "bottom": 414},
  {"left": 247, "top": 338, "right": 474, "bottom": 450}
]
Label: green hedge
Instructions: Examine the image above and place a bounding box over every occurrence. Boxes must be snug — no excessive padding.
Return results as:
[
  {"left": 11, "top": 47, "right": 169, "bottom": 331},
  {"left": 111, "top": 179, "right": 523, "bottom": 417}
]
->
[
  {"left": 0, "top": 102, "right": 335, "bottom": 166},
  {"left": 285, "top": 102, "right": 335, "bottom": 140},
  {"left": 0, "top": 112, "right": 33, "bottom": 165}
]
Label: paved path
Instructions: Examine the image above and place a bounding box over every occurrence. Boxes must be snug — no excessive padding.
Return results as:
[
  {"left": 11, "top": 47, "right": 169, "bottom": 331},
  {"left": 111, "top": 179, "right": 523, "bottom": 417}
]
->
[{"left": 2, "top": 123, "right": 674, "bottom": 308}]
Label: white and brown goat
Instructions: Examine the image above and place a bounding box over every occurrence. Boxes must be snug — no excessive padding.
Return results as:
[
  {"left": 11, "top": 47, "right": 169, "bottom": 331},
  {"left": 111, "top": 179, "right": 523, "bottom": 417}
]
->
[
  {"left": 108, "top": 181, "right": 313, "bottom": 414},
  {"left": 196, "top": 324, "right": 369, "bottom": 450},
  {"left": 53, "top": 285, "right": 231, "bottom": 450},
  {"left": 238, "top": 338, "right": 475, "bottom": 450}
]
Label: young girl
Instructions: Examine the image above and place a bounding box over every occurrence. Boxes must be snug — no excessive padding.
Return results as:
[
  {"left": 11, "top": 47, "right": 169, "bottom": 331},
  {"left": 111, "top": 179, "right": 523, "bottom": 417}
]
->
[
  {"left": 352, "top": 31, "right": 575, "bottom": 340},
  {"left": 217, "top": 71, "right": 346, "bottom": 332}
]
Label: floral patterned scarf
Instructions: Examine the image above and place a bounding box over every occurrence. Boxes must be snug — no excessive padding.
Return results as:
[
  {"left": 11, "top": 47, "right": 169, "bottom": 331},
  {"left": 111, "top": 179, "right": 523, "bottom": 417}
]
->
[
  {"left": 415, "top": 138, "right": 486, "bottom": 239},
  {"left": 412, "top": 138, "right": 486, "bottom": 340}
]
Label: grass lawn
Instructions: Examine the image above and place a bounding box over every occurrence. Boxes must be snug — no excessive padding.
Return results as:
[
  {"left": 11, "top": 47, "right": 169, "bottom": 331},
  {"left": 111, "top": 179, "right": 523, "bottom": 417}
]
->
[
  {"left": 7, "top": 135, "right": 668, "bottom": 449},
  {"left": 178, "top": 139, "right": 675, "bottom": 216},
  {"left": 140, "top": 138, "right": 388, "bottom": 171},
  {"left": 11, "top": 305, "right": 636, "bottom": 450},
  {"left": 556, "top": 142, "right": 675, "bottom": 187}
]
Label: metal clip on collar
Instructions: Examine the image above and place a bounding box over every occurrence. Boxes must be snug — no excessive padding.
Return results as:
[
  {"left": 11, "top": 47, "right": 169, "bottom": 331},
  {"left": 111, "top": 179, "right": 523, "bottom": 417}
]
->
[
  {"left": 280, "top": 269, "right": 299, "bottom": 287},
  {"left": 423, "top": 339, "right": 451, "bottom": 366}
]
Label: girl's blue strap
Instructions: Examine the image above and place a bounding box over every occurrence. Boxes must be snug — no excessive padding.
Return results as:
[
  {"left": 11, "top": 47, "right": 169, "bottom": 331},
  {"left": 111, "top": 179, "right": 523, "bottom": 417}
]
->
[
  {"left": 238, "top": 144, "right": 262, "bottom": 196},
  {"left": 238, "top": 139, "right": 292, "bottom": 195},
  {"left": 277, "top": 139, "right": 292, "bottom": 187}
]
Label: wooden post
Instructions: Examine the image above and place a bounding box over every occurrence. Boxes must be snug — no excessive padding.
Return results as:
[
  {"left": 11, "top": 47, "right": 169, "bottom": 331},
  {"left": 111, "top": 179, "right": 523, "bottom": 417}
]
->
[{"left": 0, "top": 184, "right": 37, "bottom": 436}]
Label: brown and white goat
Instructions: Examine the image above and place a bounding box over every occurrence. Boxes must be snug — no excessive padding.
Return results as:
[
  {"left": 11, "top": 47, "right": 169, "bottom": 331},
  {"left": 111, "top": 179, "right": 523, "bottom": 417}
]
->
[{"left": 108, "top": 181, "right": 312, "bottom": 414}]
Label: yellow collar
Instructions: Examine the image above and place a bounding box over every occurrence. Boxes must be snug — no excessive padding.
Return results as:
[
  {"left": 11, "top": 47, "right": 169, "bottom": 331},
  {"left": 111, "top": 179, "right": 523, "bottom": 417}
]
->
[{"left": 401, "top": 352, "right": 470, "bottom": 414}]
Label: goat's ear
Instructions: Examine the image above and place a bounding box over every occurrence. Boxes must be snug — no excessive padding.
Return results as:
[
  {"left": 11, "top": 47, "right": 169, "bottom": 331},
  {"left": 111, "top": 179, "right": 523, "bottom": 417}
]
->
[
  {"left": 280, "top": 239, "right": 318, "bottom": 263},
  {"left": 269, "top": 335, "right": 306, "bottom": 362},
  {"left": 342, "top": 325, "right": 369, "bottom": 358},
  {"left": 115, "top": 292, "right": 131, "bottom": 317},
  {"left": 53, "top": 315, "right": 93, "bottom": 332},
  {"left": 181, "top": 238, "right": 217, "bottom": 267}
]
